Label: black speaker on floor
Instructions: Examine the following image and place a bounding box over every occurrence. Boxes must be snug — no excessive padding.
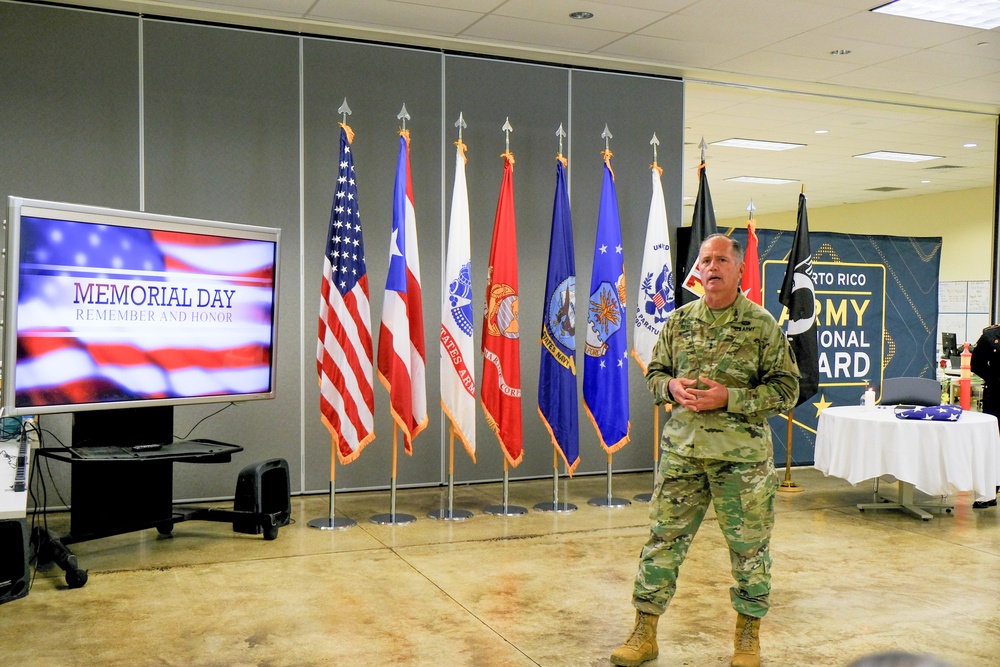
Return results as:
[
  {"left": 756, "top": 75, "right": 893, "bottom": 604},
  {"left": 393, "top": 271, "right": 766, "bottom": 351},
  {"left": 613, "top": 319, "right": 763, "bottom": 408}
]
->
[
  {"left": 0, "top": 518, "right": 30, "bottom": 605},
  {"left": 233, "top": 458, "right": 290, "bottom": 537}
]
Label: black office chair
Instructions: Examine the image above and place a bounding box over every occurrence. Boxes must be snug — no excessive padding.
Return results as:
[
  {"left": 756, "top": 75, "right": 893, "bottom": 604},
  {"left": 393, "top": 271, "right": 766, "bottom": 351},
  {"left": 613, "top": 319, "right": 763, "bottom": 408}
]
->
[
  {"left": 878, "top": 376, "right": 942, "bottom": 407},
  {"left": 872, "top": 376, "right": 943, "bottom": 500}
]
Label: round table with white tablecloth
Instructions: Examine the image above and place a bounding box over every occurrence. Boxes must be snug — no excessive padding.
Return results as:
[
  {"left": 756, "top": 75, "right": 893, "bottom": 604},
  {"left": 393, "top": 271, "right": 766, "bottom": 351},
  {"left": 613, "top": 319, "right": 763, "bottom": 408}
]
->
[{"left": 814, "top": 405, "right": 1000, "bottom": 519}]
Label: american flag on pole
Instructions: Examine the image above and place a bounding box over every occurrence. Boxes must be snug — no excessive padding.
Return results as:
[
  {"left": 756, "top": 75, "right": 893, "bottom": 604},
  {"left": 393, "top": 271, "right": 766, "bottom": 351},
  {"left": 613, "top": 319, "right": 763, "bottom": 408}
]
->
[
  {"left": 377, "top": 129, "right": 428, "bottom": 453},
  {"left": 632, "top": 162, "right": 675, "bottom": 373},
  {"left": 440, "top": 138, "right": 476, "bottom": 461},
  {"left": 317, "top": 124, "right": 374, "bottom": 464},
  {"left": 583, "top": 152, "right": 630, "bottom": 453},
  {"left": 538, "top": 156, "right": 579, "bottom": 475},
  {"left": 481, "top": 149, "right": 522, "bottom": 467}
]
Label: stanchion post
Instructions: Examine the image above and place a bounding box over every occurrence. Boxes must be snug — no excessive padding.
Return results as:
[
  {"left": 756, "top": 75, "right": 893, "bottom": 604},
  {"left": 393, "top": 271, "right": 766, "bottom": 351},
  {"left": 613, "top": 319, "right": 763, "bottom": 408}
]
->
[
  {"left": 371, "top": 425, "right": 417, "bottom": 524},
  {"left": 589, "top": 450, "right": 630, "bottom": 507},
  {"left": 485, "top": 457, "right": 527, "bottom": 515},
  {"left": 308, "top": 449, "right": 357, "bottom": 530},
  {"left": 428, "top": 424, "right": 473, "bottom": 521},
  {"left": 778, "top": 408, "right": 804, "bottom": 493},
  {"left": 534, "top": 444, "right": 577, "bottom": 513},
  {"left": 635, "top": 406, "right": 659, "bottom": 503}
]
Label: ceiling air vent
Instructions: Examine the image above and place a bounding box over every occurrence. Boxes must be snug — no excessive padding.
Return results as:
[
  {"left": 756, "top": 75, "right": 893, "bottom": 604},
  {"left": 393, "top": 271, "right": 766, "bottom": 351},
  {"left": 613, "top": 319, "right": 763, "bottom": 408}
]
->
[
  {"left": 924, "top": 164, "right": 965, "bottom": 170},
  {"left": 867, "top": 186, "right": 906, "bottom": 192}
]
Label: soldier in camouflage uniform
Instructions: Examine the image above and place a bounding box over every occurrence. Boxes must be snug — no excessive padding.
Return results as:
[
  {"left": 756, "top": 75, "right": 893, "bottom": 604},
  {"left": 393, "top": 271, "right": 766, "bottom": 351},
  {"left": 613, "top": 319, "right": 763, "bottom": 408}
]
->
[{"left": 611, "top": 234, "right": 799, "bottom": 667}]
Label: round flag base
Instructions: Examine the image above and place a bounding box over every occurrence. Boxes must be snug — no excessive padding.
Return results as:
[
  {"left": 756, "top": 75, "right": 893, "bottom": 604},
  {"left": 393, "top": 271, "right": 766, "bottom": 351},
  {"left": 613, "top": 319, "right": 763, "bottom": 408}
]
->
[
  {"left": 427, "top": 508, "right": 474, "bottom": 521},
  {"left": 588, "top": 496, "right": 631, "bottom": 508},
  {"left": 633, "top": 493, "right": 653, "bottom": 503},
  {"left": 369, "top": 512, "right": 417, "bottom": 525},
  {"left": 307, "top": 516, "right": 356, "bottom": 530},
  {"left": 483, "top": 504, "right": 528, "bottom": 516},
  {"left": 533, "top": 501, "right": 577, "bottom": 513}
]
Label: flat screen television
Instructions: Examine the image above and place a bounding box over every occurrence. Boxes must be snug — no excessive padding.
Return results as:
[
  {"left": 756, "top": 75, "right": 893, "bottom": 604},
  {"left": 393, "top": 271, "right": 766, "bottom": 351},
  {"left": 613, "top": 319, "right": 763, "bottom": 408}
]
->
[{"left": 1, "top": 197, "right": 280, "bottom": 417}]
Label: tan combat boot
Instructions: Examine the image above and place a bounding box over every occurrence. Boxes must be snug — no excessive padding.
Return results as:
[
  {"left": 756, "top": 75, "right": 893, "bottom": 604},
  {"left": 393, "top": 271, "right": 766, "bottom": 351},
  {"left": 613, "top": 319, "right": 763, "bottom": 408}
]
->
[
  {"left": 731, "top": 612, "right": 761, "bottom": 667},
  {"left": 610, "top": 611, "right": 659, "bottom": 666}
]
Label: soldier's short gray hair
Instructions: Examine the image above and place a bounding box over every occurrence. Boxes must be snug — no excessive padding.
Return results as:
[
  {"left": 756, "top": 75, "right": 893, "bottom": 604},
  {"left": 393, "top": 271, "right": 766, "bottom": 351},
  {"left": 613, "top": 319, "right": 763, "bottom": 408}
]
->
[{"left": 700, "top": 233, "right": 745, "bottom": 263}]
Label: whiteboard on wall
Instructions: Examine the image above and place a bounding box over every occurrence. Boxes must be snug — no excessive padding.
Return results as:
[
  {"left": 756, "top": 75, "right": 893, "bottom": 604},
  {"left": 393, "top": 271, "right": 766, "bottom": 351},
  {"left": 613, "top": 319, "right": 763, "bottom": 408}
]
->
[{"left": 938, "top": 280, "right": 992, "bottom": 349}]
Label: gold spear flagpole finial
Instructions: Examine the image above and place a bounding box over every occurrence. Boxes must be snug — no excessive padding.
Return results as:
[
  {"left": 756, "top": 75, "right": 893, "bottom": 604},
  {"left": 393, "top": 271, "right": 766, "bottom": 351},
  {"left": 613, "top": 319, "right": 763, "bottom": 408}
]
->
[{"left": 397, "top": 103, "right": 410, "bottom": 131}]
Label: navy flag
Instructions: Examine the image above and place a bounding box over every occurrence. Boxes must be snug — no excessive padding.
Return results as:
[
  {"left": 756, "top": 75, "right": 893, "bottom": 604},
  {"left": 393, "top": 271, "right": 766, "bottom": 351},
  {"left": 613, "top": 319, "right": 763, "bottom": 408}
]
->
[
  {"left": 779, "top": 192, "right": 819, "bottom": 406},
  {"left": 538, "top": 157, "right": 579, "bottom": 475}
]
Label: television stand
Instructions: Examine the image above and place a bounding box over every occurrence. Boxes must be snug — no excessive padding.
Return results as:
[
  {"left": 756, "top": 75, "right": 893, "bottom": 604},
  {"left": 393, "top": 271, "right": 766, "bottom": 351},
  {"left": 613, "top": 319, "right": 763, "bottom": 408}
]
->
[{"left": 32, "top": 440, "right": 289, "bottom": 588}]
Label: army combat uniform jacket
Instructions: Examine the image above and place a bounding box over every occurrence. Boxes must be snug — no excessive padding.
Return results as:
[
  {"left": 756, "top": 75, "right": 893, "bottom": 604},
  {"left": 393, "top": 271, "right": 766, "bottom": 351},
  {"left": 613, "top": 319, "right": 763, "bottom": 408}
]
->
[{"left": 646, "top": 291, "right": 800, "bottom": 462}]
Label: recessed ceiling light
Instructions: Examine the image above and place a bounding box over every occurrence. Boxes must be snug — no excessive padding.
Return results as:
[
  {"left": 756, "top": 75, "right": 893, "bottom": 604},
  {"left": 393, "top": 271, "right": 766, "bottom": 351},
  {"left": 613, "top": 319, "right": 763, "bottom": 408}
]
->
[
  {"left": 711, "top": 138, "right": 805, "bottom": 151},
  {"left": 569, "top": 11, "right": 594, "bottom": 20},
  {"left": 921, "top": 180, "right": 931, "bottom": 183},
  {"left": 830, "top": 49, "right": 852, "bottom": 56},
  {"left": 726, "top": 176, "right": 798, "bottom": 185},
  {"left": 964, "top": 142, "right": 977, "bottom": 148},
  {"left": 815, "top": 129, "right": 829, "bottom": 134},
  {"left": 854, "top": 150, "right": 942, "bottom": 162},
  {"left": 872, "top": 0, "right": 1000, "bottom": 30}
]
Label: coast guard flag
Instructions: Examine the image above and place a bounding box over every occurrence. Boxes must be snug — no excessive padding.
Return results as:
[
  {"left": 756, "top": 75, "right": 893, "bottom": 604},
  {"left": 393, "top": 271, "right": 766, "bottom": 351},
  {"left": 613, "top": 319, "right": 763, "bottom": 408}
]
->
[
  {"left": 538, "top": 157, "right": 579, "bottom": 475},
  {"left": 742, "top": 213, "right": 762, "bottom": 305},
  {"left": 317, "top": 124, "right": 375, "bottom": 464},
  {"left": 377, "top": 130, "right": 428, "bottom": 453},
  {"left": 583, "top": 155, "right": 630, "bottom": 453},
  {"left": 632, "top": 163, "right": 675, "bottom": 373},
  {"left": 679, "top": 162, "right": 718, "bottom": 305},
  {"left": 779, "top": 192, "right": 819, "bottom": 406},
  {"left": 481, "top": 150, "right": 523, "bottom": 467},
  {"left": 440, "top": 139, "right": 477, "bottom": 461}
]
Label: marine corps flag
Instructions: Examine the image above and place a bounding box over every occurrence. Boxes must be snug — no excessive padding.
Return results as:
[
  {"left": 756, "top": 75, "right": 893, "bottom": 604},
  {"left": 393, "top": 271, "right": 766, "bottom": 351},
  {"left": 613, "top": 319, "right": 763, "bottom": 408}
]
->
[
  {"left": 779, "top": 192, "right": 819, "bottom": 406},
  {"left": 482, "top": 149, "right": 523, "bottom": 467},
  {"left": 679, "top": 162, "right": 718, "bottom": 305},
  {"left": 742, "top": 209, "right": 762, "bottom": 305},
  {"left": 440, "top": 138, "right": 476, "bottom": 461},
  {"left": 633, "top": 162, "right": 675, "bottom": 373},
  {"left": 583, "top": 153, "right": 630, "bottom": 453},
  {"left": 377, "top": 130, "right": 428, "bottom": 453},
  {"left": 538, "top": 156, "right": 579, "bottom": 475}
]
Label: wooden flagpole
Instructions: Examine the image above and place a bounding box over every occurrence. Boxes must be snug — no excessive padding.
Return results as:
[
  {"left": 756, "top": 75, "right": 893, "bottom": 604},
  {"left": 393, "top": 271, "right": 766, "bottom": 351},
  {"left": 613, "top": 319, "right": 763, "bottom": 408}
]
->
[{"left": 778, "top": 408, "right": 804, "bottom": 493}]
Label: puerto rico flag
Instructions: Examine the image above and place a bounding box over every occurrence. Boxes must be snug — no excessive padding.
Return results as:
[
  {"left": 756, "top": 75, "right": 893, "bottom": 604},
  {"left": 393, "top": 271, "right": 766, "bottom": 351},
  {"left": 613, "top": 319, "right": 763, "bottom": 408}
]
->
[{"left": 377, "top": 130, "right": 427, "bottom": 453}]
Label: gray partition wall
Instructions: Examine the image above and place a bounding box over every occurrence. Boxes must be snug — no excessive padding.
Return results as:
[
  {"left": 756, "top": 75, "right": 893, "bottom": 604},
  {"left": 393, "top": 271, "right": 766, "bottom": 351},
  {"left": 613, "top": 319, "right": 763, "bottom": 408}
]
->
[{"left": 1, "top": 1, "right": 683, "bottom": 501}]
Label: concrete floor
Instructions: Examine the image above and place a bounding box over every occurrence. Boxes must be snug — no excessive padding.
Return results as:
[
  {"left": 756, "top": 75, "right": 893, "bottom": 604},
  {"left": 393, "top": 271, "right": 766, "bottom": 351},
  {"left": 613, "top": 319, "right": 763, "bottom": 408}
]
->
[{"left": 3, "top": 467, "right": 999, "bottom": 667}]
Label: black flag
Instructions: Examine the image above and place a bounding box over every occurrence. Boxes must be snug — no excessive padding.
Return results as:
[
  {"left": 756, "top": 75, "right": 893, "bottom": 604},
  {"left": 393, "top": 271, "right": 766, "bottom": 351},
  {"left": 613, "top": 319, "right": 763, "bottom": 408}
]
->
[
  {"left": 779, "top": 193, "right": 819, "bottom": 406},
  {"left": 678, "top": 162, "right": 718, "bottom": 306}
]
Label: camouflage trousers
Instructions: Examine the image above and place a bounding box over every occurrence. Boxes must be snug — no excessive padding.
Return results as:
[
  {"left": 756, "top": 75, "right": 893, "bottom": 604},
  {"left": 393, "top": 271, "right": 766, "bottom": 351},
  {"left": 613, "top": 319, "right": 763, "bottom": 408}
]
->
[{"left": 632, "top": 451, "right": 778, "bottom": 618}]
